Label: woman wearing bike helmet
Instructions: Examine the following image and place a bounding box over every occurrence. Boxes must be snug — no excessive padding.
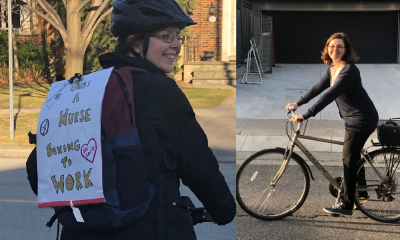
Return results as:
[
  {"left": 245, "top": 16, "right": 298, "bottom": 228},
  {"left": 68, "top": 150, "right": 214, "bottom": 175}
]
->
[
  {"left": 286, "top": 32, "right": 378, "bottom": 217},
  {"left": 57, "top": 0, "right": 235, "bottom": 238}
]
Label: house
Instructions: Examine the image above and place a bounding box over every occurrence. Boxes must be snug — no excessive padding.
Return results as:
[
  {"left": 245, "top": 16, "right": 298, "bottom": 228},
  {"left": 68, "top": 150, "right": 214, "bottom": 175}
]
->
[
  {"left": 0, "top": 0, "right": 55, "bottom": 45},
  {"left": 181, "top": 0, "right": 236, "bottom": 85},
  {"left": 238, "top": 0, "right": 400, "bottom": 65},
  {"left": 1, "top": 0, "right": 236, "bottom": 85}
]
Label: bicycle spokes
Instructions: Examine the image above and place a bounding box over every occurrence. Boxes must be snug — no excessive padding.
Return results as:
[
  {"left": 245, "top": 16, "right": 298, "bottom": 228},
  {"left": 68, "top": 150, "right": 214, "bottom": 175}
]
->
[
  {"left": 355, "top": 149, "right": 400, "bottom": 222},
  {"left": 254, "top": 188, "right": 275, "bottom": 212},
  {"left": 383, "top": 153, "right": 400, "bottom": 178}
]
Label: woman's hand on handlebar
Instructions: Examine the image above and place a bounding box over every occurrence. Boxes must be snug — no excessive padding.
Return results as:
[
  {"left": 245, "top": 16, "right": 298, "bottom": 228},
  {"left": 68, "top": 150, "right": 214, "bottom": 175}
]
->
[
  {"left": 285, "top": 103, "right": 298, "bottom": 112},
  {"left": 292, "top": 114, "right": 304, "bottom": 123}
]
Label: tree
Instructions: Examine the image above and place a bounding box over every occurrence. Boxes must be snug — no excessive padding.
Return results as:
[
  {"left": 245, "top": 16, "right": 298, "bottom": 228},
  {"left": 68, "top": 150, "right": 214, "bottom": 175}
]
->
[
  {"left": 82, "top": 9, "right": 116, "bottom": 73},
  {"left": 17, "top": 0, "right": 112, "bottom": 78}
]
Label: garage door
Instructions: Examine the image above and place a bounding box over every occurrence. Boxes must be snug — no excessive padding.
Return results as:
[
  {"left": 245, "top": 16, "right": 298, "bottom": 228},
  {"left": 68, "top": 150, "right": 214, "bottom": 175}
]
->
[{"left": 261, "top": 11, "right": 398, "bottom": 63}]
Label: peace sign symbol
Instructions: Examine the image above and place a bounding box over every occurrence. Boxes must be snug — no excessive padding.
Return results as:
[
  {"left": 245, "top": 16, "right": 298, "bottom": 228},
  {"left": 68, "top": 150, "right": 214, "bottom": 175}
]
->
[{"left": 40, "top": 119, "right": 50, "bottom": 136}]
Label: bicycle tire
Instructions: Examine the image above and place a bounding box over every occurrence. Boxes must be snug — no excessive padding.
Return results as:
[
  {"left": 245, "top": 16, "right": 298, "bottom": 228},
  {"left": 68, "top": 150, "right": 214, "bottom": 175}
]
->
[
  {"left": 236, "top": 148, "right": 310, "bottom": 220},
  {"left": 354, "top": 148, "right": 400, "bottom": 223}
]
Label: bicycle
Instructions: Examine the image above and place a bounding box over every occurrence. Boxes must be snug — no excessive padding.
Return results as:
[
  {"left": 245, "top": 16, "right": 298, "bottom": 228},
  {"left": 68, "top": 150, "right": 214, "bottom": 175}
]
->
[{"left": 236, "top": 107, "right": 400, "bottom": 223}]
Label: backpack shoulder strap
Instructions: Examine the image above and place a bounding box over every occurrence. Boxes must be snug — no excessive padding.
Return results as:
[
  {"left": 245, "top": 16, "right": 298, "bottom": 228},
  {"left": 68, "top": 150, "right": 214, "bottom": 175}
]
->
[
  {"left": 111, "top": 67, "right": 148, "bottom": 128},
  {"left": 112, "top": 70, "right": 134, "bottom": 128}
]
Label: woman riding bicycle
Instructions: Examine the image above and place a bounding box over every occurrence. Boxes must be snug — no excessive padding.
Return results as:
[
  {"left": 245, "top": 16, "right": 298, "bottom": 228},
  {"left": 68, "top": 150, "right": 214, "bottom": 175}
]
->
[{"left": 286, "top": 32, "right": 379, "bottom": 217}]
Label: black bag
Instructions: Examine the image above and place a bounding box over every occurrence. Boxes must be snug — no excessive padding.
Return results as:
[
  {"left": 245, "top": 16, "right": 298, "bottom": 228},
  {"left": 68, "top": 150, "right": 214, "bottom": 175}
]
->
[{"left": 377, "top": 119, "right": 400, "bottom": 146}]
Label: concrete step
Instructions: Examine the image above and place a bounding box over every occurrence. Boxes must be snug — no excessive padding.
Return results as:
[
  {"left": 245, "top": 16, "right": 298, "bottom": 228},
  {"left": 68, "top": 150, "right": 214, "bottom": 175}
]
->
[
  {"left": 237, "top": 119, "right": 378, "bottom": 138},
  {"left": 236, "top": 135, "right": 381, "bottom": 153},
  {"left": 183, "top": 62, "right": 236, "bottom": 71},
  {"left": 183, "top": 61, "right": 236, "bottom": 83},
  {"left": 194, "top": 70, "right": 236, "bottom": 78},
  {"left": 192, "top": 78, "right": 237, "bottom": 86},
  {"left": 236, "top": 151, "right": 345, "bottom": 167}
]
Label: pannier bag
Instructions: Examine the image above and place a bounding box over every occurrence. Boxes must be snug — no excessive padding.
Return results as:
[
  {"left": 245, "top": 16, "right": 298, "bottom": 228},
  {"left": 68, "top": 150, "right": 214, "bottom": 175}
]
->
[{"left": 377, "top": 118, "right": 400, "bottom": 147}]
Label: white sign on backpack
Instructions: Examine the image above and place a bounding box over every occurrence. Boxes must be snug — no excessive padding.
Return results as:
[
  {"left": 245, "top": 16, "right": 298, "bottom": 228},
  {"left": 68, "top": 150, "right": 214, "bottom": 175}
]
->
[{"left": 36, "top": 67, "right": 113, "bottom": 208}]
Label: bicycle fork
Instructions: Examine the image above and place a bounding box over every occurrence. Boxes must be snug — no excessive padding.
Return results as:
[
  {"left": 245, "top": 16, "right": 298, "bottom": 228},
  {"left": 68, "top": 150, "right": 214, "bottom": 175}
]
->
[{"left": 270, "top": 125, "right": 301, "bottom": 187}]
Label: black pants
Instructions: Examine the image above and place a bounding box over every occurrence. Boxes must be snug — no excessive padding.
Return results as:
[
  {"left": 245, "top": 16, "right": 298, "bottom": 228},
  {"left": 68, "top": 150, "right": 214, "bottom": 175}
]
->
[{"left": 340, "top": 129, "right": 372, "bottom": 210}]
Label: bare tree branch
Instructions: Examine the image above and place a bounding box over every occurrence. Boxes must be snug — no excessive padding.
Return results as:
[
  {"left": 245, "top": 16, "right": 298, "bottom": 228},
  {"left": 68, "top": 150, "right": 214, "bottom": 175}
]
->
[
  {"left": 81, "top": 7, "right": 112, "bottom": 51},
  {"left": 81, "top": 0, "right": 111, "bottom": 39},
  {"left": 82, "top": 0, "right": 102, "bottom": 30},
  {"left": 35, "top": 0, "right": 64, "bottom": 28},
  {"left": 16, "top": 0, "right": 67, "bottom": 40},
  {"left": 77, "top": 0, "right": 91, "bottom": 12}
]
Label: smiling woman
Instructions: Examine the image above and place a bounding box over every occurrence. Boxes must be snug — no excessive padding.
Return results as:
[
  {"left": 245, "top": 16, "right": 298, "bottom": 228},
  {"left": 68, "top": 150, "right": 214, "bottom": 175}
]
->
[
  {"left": 286, "top": 32, "right": 378, "bottom": 217},
  {"left": 132, "top": 26, "right": 183, "bottom": 73},
  {"left": 25, "top": 0, "right": 235, "bottom": 239}
]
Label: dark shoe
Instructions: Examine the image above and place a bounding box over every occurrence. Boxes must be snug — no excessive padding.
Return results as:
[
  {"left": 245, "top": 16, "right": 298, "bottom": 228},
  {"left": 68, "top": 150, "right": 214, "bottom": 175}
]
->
[{"left": 323, "top": 204, "right": 353, "bottom": 217}]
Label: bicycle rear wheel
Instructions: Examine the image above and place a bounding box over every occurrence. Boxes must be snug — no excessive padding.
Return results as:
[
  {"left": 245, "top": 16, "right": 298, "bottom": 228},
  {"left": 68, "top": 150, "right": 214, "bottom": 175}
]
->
[
  {"left": 355, "top": 148, "right": 400, "bottom": 223},
  {"left": 236, "top": 148, "right": 310, "bottom": 220}
]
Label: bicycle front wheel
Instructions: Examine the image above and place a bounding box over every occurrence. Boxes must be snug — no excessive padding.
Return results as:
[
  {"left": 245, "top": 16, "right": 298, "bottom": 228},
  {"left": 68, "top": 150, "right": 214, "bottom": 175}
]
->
[
  {"left": 236, "top": 148, "right": 310, "bottom": 220},
  {"left": 355, "top": 148, "right": 400, "bottom": 223}
]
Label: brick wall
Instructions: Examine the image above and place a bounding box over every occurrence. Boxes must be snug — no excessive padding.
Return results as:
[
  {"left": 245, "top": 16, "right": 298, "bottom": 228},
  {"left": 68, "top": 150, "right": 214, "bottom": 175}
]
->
[
  {"left": 190, "top": 0, "right": 222, "bottom": 61},
  {"left": 15, "top": 2, "right": 55, "bottom": 46}
]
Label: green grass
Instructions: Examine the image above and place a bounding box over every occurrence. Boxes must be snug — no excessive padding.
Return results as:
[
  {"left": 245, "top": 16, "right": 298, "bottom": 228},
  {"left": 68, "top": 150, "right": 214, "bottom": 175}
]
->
[
  {"left": 0, "top": 112, "right": 39, "bottom": 147},
  {"left": 0, "top": 86, "right": 234, "bottom": 146},
  {"left": 0, "top": 85, "right": 234, "bottom": 110},
  {"left": 0, "top": 84, "right": 50, "bottom": 109},
  {"left": 182, "top": 88, "right": 234, "bottom": 109}
]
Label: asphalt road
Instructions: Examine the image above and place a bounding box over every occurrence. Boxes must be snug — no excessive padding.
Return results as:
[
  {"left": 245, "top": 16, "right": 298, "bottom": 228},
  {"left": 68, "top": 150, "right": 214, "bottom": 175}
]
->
[
  {"left": 0, "top": 158, "right": 235, "bottom": 240},
  {"left": 0, "top": 90, "right": 236, "bottom": 239},
  {"left": 182, "top": 163, "right": 236, "bottom": 240},
  {"left": 236, "top": 165, "right": 400, "bottom": 240}
]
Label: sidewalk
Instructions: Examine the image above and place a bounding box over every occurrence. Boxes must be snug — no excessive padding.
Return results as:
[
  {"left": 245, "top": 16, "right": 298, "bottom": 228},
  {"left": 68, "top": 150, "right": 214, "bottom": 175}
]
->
[
  {"left": 236, "top": 64, "right": 400, "bottom": 165},
  {"left": 0, "top": 85, "right": 236, "bottom": 163},
  {"left": 236, "top": 119, "right": 382, "bottom": 166},
  {"left": 195, "top": 90, "right": 236, "bottom": 162}
]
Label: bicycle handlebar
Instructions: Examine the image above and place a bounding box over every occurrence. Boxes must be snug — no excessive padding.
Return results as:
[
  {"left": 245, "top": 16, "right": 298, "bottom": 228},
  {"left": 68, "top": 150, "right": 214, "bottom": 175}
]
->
[
  {"left": 286, "top": 106, "right": 303, "bottom": 123},
  {"left": 286, "top": 106, "right": 295, "bottom": 117}
]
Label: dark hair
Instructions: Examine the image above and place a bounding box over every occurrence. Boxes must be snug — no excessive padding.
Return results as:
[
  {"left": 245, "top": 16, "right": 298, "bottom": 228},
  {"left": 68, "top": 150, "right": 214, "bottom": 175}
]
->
[
  {"left": 321, "top": 32, "right": 359, "bottom": 66},
  {"left": 114, "top": 24, "right": 183, "bottom": 54},
  {"left": 114, "top": 31, "right": 146, "bottom": 53}
]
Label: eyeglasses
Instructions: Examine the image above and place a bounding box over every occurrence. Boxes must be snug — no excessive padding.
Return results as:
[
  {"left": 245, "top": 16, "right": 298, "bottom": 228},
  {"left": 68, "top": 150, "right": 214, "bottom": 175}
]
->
[
  {"left": 153, "top": 34, "right": 186, "bottom": 44},
  {"left": 327, "top": 46, "right": 345, "bottom": 50}
]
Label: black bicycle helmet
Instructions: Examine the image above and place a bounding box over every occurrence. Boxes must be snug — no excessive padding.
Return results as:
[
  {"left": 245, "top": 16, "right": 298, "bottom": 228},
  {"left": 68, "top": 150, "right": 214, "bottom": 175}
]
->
[{"left": 110, "top": 0, "right": 197, "bottom": 37}]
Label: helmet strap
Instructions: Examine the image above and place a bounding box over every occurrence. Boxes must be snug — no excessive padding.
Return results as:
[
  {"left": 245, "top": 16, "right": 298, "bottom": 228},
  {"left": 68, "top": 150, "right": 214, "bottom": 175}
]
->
[
  {"left": 128, "top": 48, "right": 141, "bottom": 58},
  {"left": 143, "top": 31, "right": 151, "bottom": 59}
]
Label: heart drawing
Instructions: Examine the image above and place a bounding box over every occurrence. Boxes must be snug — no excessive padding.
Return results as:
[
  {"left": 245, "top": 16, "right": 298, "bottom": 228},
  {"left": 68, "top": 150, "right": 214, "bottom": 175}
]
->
[{"left": 81, "top": 138, "right": 97, "bottom": 163}]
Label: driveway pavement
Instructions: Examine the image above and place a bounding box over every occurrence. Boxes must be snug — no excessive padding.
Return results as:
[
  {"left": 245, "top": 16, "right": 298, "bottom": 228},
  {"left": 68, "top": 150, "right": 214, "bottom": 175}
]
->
[
  {"left": 237, "top": 64, "right": 400, "bottom": 120},
  {"left": 237, "top": 64, "right": 400, "bottom": 161},
  {"left": 236, "top": 64, "right": 400, "bottom": 239}
]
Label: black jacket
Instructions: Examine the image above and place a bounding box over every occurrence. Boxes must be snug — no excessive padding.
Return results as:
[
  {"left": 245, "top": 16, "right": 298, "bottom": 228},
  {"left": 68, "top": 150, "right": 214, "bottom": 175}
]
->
[
  {"left": 26, "top": 53, "right": 235, "bottom": 239},
  {"left": 297, "top": 63, "right": 378, "bottom": 134}
]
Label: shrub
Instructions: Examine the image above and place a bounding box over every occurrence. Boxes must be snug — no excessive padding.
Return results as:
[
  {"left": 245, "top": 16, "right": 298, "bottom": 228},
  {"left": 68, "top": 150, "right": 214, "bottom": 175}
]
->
[{"left": 0, "top": 30, "right": 52, "bottom": 86}]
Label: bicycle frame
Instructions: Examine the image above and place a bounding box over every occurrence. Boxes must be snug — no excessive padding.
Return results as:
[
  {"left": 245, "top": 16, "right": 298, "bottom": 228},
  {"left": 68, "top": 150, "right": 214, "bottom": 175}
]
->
[{"left": 271, "top": 120, "right": 381, "bottom": 192}]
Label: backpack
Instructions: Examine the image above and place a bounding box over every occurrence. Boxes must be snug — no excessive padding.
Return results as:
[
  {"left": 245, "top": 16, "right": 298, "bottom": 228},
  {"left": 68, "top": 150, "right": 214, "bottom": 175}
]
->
[{"left": 45, "top": 68, "right": 160, "bottom": 231}]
